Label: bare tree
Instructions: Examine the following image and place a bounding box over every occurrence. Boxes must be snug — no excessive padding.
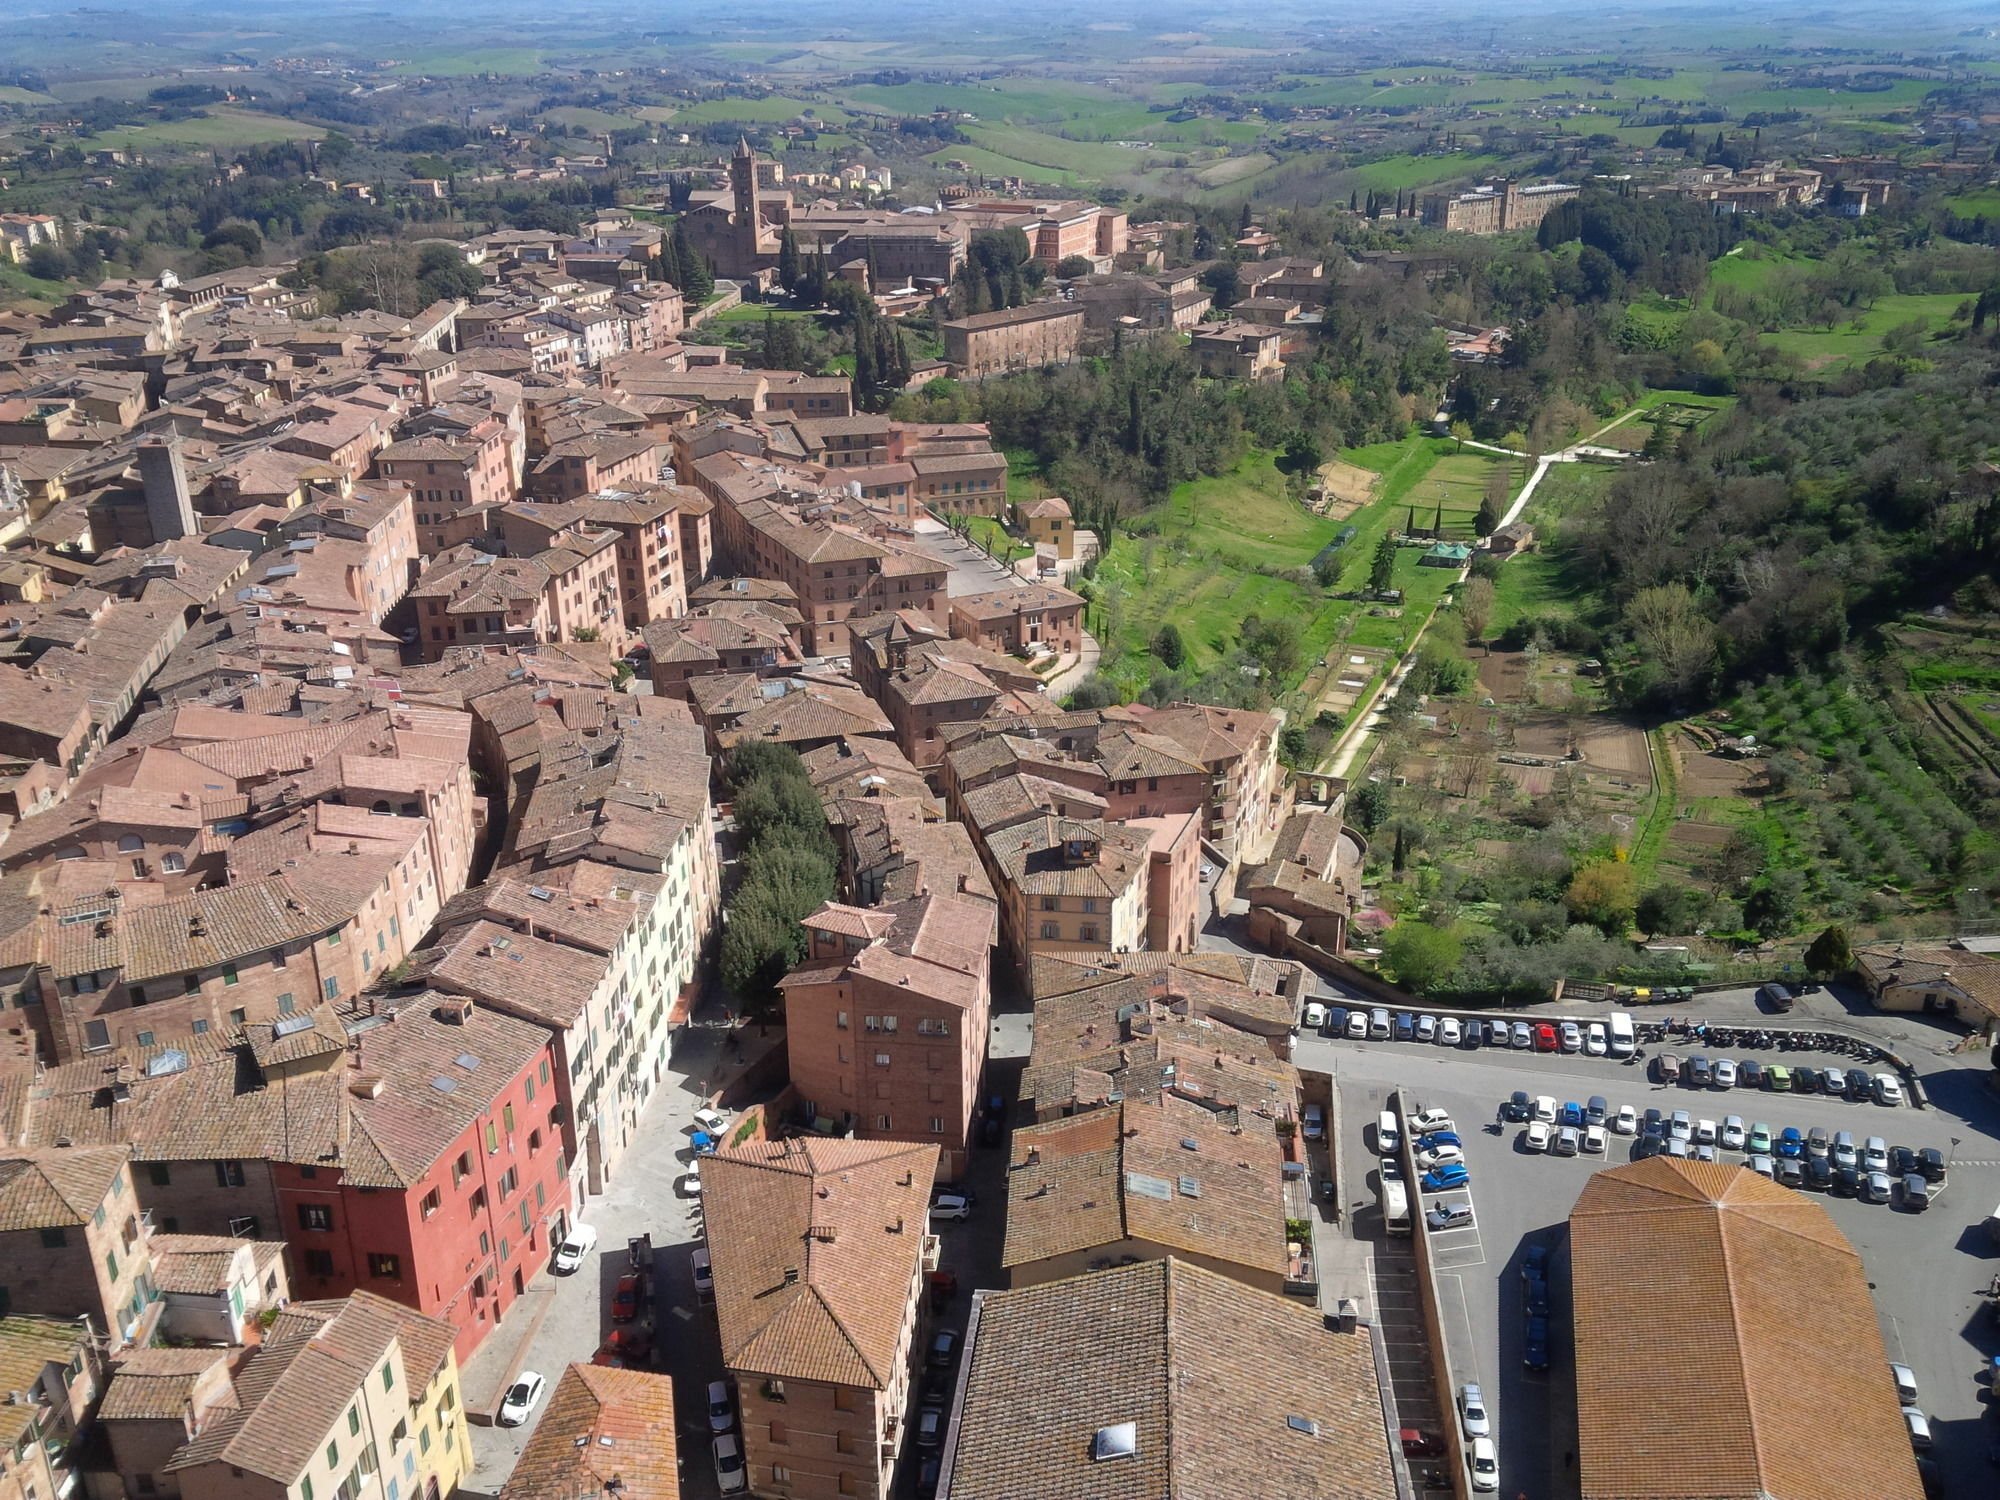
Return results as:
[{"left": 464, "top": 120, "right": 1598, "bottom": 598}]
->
[
  {"left": 1627, "top": 582, "right": 1718, "bottom": 705},
  {"left": 1459, "top": 575, "right": 1496, "bottom": 642}
]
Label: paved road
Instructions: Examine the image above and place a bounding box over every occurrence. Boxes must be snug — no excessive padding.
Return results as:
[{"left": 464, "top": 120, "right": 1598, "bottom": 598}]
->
[{"left": 1312, "top": 1032, "right": 2000, "bottom": 1500}]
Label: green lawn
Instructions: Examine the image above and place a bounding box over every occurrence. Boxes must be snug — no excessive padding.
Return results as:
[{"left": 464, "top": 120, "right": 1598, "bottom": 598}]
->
[
  {"left": 927, "top": 142, "right": 1082, "bottom": 187},
  {"left": 705, "top": 302, "right": 826, "bottom": 325},
  {"left": 0, "top": 261, "right": 72, "bottom": 307},
  {"left": 840, "top": 78, "right": 1123, "bottom": 122},
  {"left": 1340, "top": 152, "right": 1501, "bottom": 191},
  {"left": 959, "top": 122, "right": 1159, "bottom": 180},
  {"left": 665, "top": 96, "right": 834, "bottom": 126},
  {"left": 1946, "top": 188, "right": 2000, "bottom": 219},
  {"left": 538, "top": 107, "right": 641, "bottom": 133},
  {"left": 388, "top": 48, "right": 550, "bottom": 76},
  {"left": 1760, "top": 292, "right": 1966, "bottom": 368},
  {"left": 88, "top": 108, "right": 325, "bottom": 150}
]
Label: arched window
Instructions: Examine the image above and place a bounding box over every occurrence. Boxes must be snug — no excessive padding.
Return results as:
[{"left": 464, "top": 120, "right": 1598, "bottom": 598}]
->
[
  {"left": 371, "top": 800, "right": 392, "bottom": 815},
  {"left": 117, "top": 834, "right": 144, "bottom": 853}
]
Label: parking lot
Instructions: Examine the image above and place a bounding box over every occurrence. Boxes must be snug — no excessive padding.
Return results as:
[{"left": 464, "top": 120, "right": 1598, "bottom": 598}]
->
[{"left": 1310, "top": 1026, "right": 2000, "bottom": 1500}]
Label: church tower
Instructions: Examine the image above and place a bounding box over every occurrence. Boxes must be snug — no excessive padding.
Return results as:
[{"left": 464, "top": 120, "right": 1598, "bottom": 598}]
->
[{"left": 731, "top": 137, "right": 757, "bottom": 232}]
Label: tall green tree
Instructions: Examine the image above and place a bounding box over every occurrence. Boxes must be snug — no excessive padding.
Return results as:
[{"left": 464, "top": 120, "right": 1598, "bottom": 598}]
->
[
  {"left": 1369, "top": 533, "right": 1398, "bottom": 594},
  {"left": 777, "top": 226, "right": 802, "bottom": 295}
]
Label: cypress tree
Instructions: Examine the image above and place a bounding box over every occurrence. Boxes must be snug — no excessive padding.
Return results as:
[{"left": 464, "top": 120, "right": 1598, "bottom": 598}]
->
[{"left": 777, "top": 226, "right": 801, "bottom": 295}]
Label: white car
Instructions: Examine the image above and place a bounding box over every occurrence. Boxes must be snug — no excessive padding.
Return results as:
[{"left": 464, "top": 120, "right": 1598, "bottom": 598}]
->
[
  {"left": 1440, "top": 1017, "right": 1463, "bottom": 1046},
  {"left": 677, "top": 1167, "right": 704, "bottom": 1197},
  {"left": 1524, "top": 1120, "right": 1552, "bottom": 1153},
  {"left": 1612, "top": 1104, "right": 1638, "bottom": 1136},
  {"left": 1669, "top": 1110, "right": 1692, "bottom": 1142},
  {"left": 1346, "top": 1010, "right": 1368, "bottom": 1039},
  {"left": 1416, "top": 1144, "right": 1465, "bottom": 1170},
  {"left": 1407, "top": 1108, "right": 1456, "bottom": 1135},
  {"left": 550, "top": 1222, "right": 597, "bottom": 1275},
  {"left": 1531, "top": 1095, "right": 1557, "bottom": 1124},
  {"left": 691, "top": 1245, "right": 713, "bottom": 1297},
  {"left": 498, "top": 1370, "right": 546, "bottom": 1427},
  {"left": 1469, "top": 1434, "right": 1499, "bottom": 1492},
  {"left": 1695, "top": 1118, "right": 1718, "bottom": 1146},
  {"left": 1890, "top": 1362, "right": 1918, "bottom": 1403},
  {"left": 714, "top": 1433, "right": 748, "bottom": 1494},
  {"left": 1581, "top": 1123, "right": 1607, "bottom": 1155},
  {"left": 1873, "top": 1073, "right": 1905, "bottom": 1106},
  {"left": 707, "top": 1379, "right": 735, "bottom": 1434},
  {"left": 692, "top": 1107, "right": 727, "bottom": 1136},
  {"left": 1584, "top": 1023, "right": 1608, "bottom": 1057},
  {"left": 930, "top": 1193, "right": 973, "bottom": 1222},
  {"left": 1558, "top": 1021, "right": 1582, "bottom": 1053},
  {"left": 1459, "top": 1382, "right": 1490, "bottom": 1437},
  {"left": 1415, "top": 1014, "right": 1438, "bottom": 1043},
  {"left": 1721, "top": 1115, "right": 1746, "bottom": 1151},
  {"left": 1302, "top": 1002, "right": 1329, "bottom": 1032},
  {"left": 1714, "top": 1058, "right": 1738, "bottom": 1089},
  {"left": 1862, "top": 1136, "right": 1889, "bottom": 1172}
]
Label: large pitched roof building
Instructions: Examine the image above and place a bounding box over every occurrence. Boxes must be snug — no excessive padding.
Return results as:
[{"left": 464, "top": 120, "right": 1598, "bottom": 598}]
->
[{"left": 1569, "top": 1157, "right": 1922, "bottom": 1500}]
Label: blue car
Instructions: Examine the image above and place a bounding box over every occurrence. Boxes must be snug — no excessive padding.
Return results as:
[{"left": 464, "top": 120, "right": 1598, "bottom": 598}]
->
[
  {"left": 1524, "top": 1315, "right": 1551, "bottom": 1371},
  {"left": 1519, "top": 1244, "right": 1549, "bottom": 1283},
  {"left": 1393, "top": 1013, "right": 1417, "bottom": 1041},
  {"left": 1416, "top": 1132, "right": 1462, "bottom": 1151},
  {"left": 1558, "top": 1101, "right": 1585, "bottom": 1128},
  {"left": 1523, "top": 1275, "right": 1550, "bottom": 1317},
  {"left": 1776, "top": 1127, "right": 1805, "bottom": 1160},
  {"left": 1421, "top": 1164, "right": 1470, "bottom": 1192}
]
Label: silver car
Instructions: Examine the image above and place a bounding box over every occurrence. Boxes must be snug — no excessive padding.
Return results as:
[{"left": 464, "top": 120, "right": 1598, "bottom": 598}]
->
[
  {"left": 1459, "top": 1383, "right": 1491, "bottom": 1437},
  {"left": 1510, "top": 1021, "right": 1533, "bottom": 1049}
]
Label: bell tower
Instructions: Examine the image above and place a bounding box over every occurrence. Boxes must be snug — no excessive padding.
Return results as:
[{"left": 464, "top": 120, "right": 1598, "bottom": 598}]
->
[{"left": 731, "top": 137, "right": 757, "bottom": 232}]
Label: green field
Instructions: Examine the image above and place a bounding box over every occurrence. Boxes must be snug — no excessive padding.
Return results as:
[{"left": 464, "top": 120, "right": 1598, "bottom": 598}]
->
[
  {"left": 388, "top": 48, "right": 551, "bottom": 76},
  {"left": 0, "top": 86, "right": 56, "bottom": 105},
  {"left": 87, "top": 107, "right": 326, "bottom": 150},
  {"left": 0, "top": 261, "right": 72, "bottom": 307},
  {"left": 1341, "top": 152, "right": 1502, "bottom": 192},
  {"left": 1947, "top": 188, "right": 2000, "bottom": 218},
  {"left": 958, "top": 122, "right": 1160, "bottom": 180},
  {"left": 840, "top": 78, "right": 1124, "bottom": 122},
  {"left": 665, "top": 96, "right": 840, "bottom": 126},
  {"left": 1760, "top": 292, "right": 1966, "bottom": 368},
  {"left": 538, "top": 107, "right": 641, "bottom": 133}
]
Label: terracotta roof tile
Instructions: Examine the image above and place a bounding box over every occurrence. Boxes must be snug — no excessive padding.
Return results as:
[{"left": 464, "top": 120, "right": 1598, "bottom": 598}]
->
[{"left": 498, "top": 1364, "right": 679, "bottom": 1500}]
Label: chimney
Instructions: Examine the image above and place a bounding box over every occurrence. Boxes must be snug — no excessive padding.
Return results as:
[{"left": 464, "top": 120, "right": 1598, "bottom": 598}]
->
[
  {"left": 435, "top": 998, "right": 474, "bottom": 1025},
  {"left": 348, "top": 1075, "right": 384, "bottom": 1099},
  {"left": 137, "top": 437, "right": 196, "bottom": 543}
]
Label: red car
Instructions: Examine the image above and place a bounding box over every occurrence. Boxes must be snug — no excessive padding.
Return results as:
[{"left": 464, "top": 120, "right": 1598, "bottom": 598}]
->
[
  {"left": 1533, "top": 1023, "right": 1558, "bottom": 1053},
  {"left": 611, "top": 1272, "right": 643, "bottom": 1323},
  {"left": 598, "top": 1327, "right": 651, "bottom": 1363}
]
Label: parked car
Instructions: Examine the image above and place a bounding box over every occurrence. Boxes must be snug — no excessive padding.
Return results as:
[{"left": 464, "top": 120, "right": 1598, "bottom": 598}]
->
[
  {"left": 1301, "top": 1001, "right": 1329, "bottom": 1033},
  {"left": 1302, "top": 1104, "right": 1326, "bottom": 1141},
  {"left": 713, "top": 1433, "right": 748, "bottom": 1495},
  {"left": 692, "top": 1107, "right": 728, "bottom": 1137},
  {"left": 1714, "top": 1058, "right": 1738, "bottom": 1089},
  {"left": 1519, "top": 1244, "right": 1549, "bottom": 1283},
  {"left": 598, "top": 1327, "right": 651, "bottom": 1365},
  {"left": 1695, "top": 1117, "right": 1718, "bottom": 1145},
  {"left": 1740, "top": 1059, "right": 1765, "bottom": 1089},
  {"left": 1747, "top": 1153, "right": 1775, "bottom": 1179},
  {"left": 1792, "top": 1065, "right": 1821, "bottom": 1095},
  {"left": 1511, "top": 1021, "right": 1533, "bottom": 1049},
  {"left": 1558, "top": 1101, "right": 1585, "bottom": 1128},
  {"left": 1900, "top": 1173, "right": 1931, "bottom": 1211},
  {"left": 1888, "top": 1145, "right": 1917, "bottom": 1179},
  {"left": 1462, "top": 1020, "right": 1484, "bottom": 1050},
  {"left": 930, "top": 1193, "right": 973, "bottom": 1223},
  {"left": 1693, "top": 1143, "right": 1718, "bottom": 1163},
  {"left": 1440, "top": 1018, "right": 1463, "bottom": 1046},
  {"left": 1427, "top": 1201, "right": 1476, "bottom": 1231},
  {"left": 611, "top": 1273, "right": 643, "bottom": 1323},
  {"left": 916, "top": 1405, "right": 947, "bottom": 1448},
  {"left": 1408, "top": 1107, "right": 1455, "bottom": 1134},
  {"left": 1832, "top": 1131, "right": 1858, "bottom": 1169},
  {"left": 1347, "top": 1010, "right": 1369, "bottom": 1039},
  {"left": 1394, "top": 1013, "right": 1417, "bottom": 1041},
  {"left": 1846, "top": 1067, "right": 1875, "bottom": 1098},
  {"left": 1612, "top": 1104, "right": 1638, "bottom": 1136},
  {"left": 1469, "top": 1434, "right": 1500, "bottom": 1493},
  {"left": 1831, "top": 1165, "right": 1862, "bottom": 1197},
  {"left": 1554, "top": 1126, "right": 1580, "bottom": 1157},
  {"left": 691, "top": 1246, "right": 713, "bottom": 1297},
  {"left": 1582, "top": 1123, "right": 1607, "bottom": 1154},
  {"left": 1689, "top": 1055, "right": 1712, "bottom": 1089},
  {"left": 1558, "top": 1021, "right": 1582, "bottom": 1052},
  {"left": 1523, "top": 1121, "right": 1552, "bottom": 1153},
  {"left": 1776, "top": 1127, "right": 1805, "bottom": 1159},
  {"left": 1459, "top": 1382, "right": 1491, "bottom": 1437},
  {"left": 1821, "top": 1068, "right": 1847, "bottom": 1097},
  {"left": 1766, "top": 1064, "right": 1792, "bottom": 1093},
  {"left": 1657, "top": 1053, "right": 1684, "bottom": 1084},
  {"left": 1489, "top": 1020, "right": 1512, "bottom": 1047},
  {"left": 1415, "top": 1144, "right": 1465, "bottom": 1171},
  {"left": 1422, "top": 1163, "right": 1470, "bottom": 1192},
  {"left": 1775, "top": 1157, "right": 1805, "bottom": 1189},
  {"left": 1890, "top": 1363, "right": 1920, "bottom": 1404},
  {"left": 1369, "top": 1009, "right": 1391, "bottom": 1040},
  {"left": 1505, "top": 1090, "right": 1533, "bottom": 1122},
  {"left": 1585, "top": 1024, "right": 1608, "bottom": 1057},
  {"left": 1523, "top": 1316, "right": 1551, "bottom": 1371},
  {"left": 1416, "top": 1014, "right": 1438, "bottom": 1043},
  {"left": 1669, "top": 1110, "right": 1692, "bottom": 1142},
  {"left": 1533, "top": 1023, "right": 1559, "bottom": 1052},
  {"left": 707, "top": 1380, "right": 735, "bottom": 1433},
  {"left": 677, "top": 1167, "right": 704, "bottom": 1197},
  {"left": 927, "top": 1329, "right": 960, "bottom": 1368},
  {"left": 1803, "top": 1157, "right": 1833, "bottom": 1190},
  {"left": 1917, "top": 1147, "right": 1946, "bottom": 1184},
  {"left": 1416, "top": 1129, "right": 1462, "bottom": 1149},
  {"left": 1863, "top": 1170, "right": 1893, "bottom": 1204},
  {"left": 1863, "top": 1136, "right": 1889, "bottom": 1172},
  {"left": 1323, "top": 1006, "right": 1348, "bottom": 1037},
  {"left": 1665, "top": 1137, "right": 1691, "bottom": 1159},
  {"left": 1585, "top": 1095, "right": 1608, "bottom": 1126},
  {"left": 1747, "top": 1122, "right": 1773, "bottom": 1155},
  {"left": 551, "top": 1222, "right": 598, "bottom": 1275},
  {"left": 1640, "top": 1107, "right": 1665, "bottom": 1138},
  {"left": 1721, "top": 1116, "right": 1747, "bottom": 1150},
  {"left": 1532, "top": 1095, "right": 1558, "bottom": 1124},
  {"left": 1806, "top": 1126, "right": 1831, "bottom": 1159},
  {"left": 1874, "top": 1074, "right": 1906, "bottom": 1107},
  {"left": 498, "top": 1371, "right": 547, "bottom": 1427}
]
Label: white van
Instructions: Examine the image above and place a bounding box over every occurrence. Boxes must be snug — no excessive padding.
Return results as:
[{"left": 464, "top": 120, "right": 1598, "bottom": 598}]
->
[
  {"left": 551, "top": 1222, "right": 598, "bottom": 1275},
  {"left": 1607, "top": 1011, "right": 1636, "bottom": 1058},
  {"left": 1377, "top": 1111, "right": 1401, "bottom": 1154},
  {"left": 1302, "top": 1104, "right": 1325, "bottom": 1141},
  {"left": 1382, "top": 1179, "right": 1410, "bottom": 1235}
]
